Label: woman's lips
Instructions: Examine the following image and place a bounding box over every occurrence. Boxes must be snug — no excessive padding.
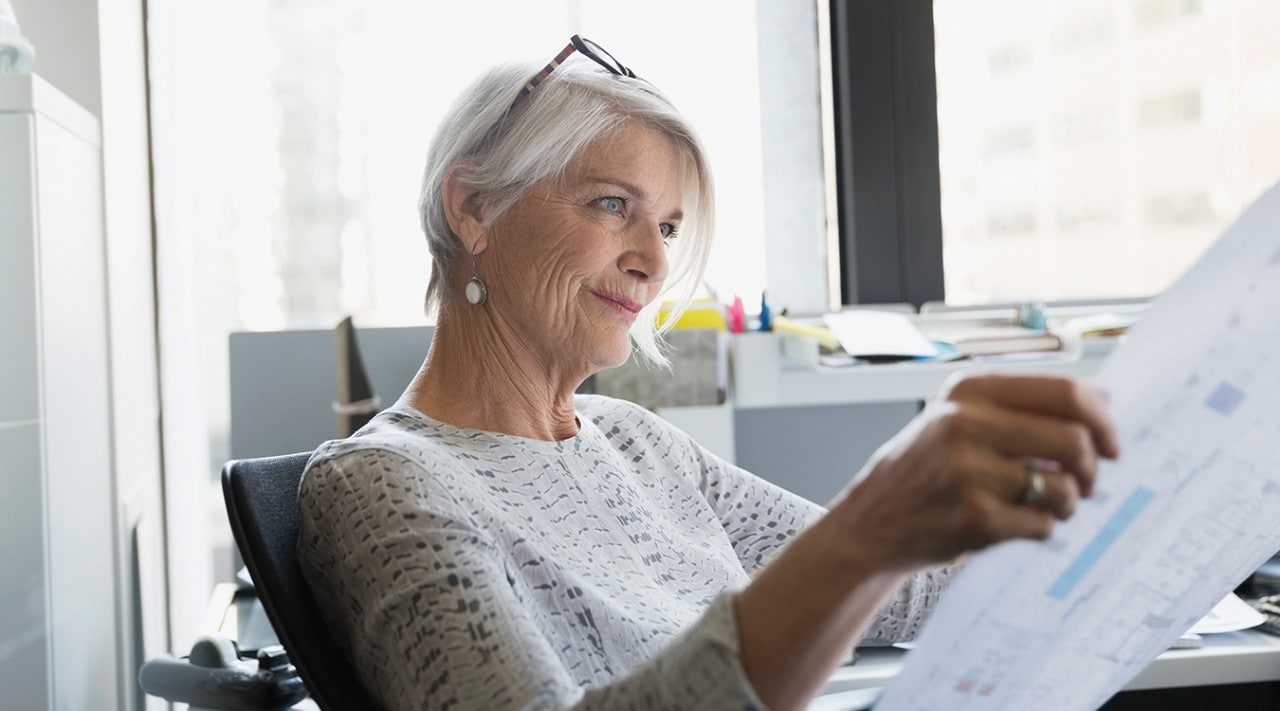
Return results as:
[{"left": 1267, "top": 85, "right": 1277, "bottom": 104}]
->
[{"left": 591, "top": 290, "right": 643, "bottom": 317}]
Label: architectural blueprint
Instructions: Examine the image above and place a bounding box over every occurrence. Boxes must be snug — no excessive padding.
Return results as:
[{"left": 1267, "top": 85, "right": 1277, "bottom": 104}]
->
[{"left": 877, "top": 181, "right": 1280, "bottom": 710}]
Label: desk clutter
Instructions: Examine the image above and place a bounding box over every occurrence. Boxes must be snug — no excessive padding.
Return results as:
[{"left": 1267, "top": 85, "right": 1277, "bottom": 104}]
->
[
  {"left": 590, "top": 327, "right": 727, "bottom": 409},
  {"left": 588, "top": 301, "right": 728, "bottom": 410},
  {"left": 766, "top": 303, "right": 1144, "bottom": 369}
]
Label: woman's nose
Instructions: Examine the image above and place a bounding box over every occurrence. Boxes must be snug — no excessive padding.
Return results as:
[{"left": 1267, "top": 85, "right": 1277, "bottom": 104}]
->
[{"left": 619, "top": 223, "right": 669, "bottom": 283}]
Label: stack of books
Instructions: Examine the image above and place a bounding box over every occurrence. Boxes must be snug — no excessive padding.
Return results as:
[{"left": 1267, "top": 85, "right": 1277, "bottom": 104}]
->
[{"left": 921, "top": 323, "right": 1063, "bottom": 356}]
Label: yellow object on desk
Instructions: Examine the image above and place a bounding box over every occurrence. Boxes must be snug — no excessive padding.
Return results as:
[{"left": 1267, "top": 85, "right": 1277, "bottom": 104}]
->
[
  {"left": 657, "top": 300, "right": 727, "bottom": 331},
  {"left": 772, "top": 315, "right": 842, "bottom": 351}
]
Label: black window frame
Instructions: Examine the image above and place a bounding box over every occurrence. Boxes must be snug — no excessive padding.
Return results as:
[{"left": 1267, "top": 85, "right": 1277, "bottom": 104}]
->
[{"left": 829, "top": 0, "right": 944, "bottom": 307}]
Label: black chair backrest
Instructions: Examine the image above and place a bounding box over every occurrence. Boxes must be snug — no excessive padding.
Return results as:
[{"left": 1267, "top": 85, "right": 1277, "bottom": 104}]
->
[{"left": 222, "top": 452, "right": 382, "bottom": 710}]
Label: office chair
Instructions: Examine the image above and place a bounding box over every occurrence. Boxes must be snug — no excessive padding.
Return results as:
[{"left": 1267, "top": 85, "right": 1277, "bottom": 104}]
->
[{"left": 222, "top": 452, "right": 382, "bottom": 710}]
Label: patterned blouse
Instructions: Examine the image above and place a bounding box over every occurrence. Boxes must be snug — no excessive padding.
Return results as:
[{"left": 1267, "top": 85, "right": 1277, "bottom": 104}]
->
[{"left": 297, "top": 394, "right": 950, "bottom": 710}]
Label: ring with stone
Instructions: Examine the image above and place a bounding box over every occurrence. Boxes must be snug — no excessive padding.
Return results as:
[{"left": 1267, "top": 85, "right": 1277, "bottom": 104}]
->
[{"left": 1022, "top": 460, "right": 1048, "bottom": 506}]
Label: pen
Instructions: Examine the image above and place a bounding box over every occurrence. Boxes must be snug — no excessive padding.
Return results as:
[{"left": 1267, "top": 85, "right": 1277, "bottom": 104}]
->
[{"left": 727, "top": 295, "right": 745, "bottom": 334}]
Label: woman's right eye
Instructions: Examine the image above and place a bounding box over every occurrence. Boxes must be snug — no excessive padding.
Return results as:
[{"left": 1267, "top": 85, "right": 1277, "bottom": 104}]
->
[{"left": 598, "top": 196, "right": 625, "bottom": 213}]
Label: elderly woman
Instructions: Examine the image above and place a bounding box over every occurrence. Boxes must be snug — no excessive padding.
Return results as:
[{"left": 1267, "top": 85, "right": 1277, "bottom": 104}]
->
[{"left": 297, "top": 36, "right": 1118, "bottom": 711}]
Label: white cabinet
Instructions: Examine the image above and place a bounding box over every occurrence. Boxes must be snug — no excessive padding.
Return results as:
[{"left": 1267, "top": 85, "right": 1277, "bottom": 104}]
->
[{"left": 0, "top": 73, "right": 120, "bottom": 710}]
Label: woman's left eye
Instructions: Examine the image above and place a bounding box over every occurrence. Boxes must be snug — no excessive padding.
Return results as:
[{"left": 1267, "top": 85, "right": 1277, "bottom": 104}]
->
[{"left": 598, "top": 196, "right": 624, "bottom": 213}]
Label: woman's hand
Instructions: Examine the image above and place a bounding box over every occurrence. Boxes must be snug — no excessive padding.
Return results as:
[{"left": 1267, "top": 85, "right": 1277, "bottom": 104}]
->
[
  {"left": 827, "top": 372, "right": 1121, "bottom": 573},
  {"left": 736, "top": 372, "right": 1120, "bottom": 710}
]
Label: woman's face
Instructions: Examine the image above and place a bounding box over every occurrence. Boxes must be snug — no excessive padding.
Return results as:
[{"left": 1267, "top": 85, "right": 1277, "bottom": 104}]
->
[{"left": 482, "top": 122, "right": 687, "bottom": 375}]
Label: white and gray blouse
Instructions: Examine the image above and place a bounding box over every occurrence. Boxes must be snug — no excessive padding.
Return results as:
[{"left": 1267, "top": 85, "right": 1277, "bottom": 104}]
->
[{"left": 297, "top": 394, "right": 950, "bottom": 710}]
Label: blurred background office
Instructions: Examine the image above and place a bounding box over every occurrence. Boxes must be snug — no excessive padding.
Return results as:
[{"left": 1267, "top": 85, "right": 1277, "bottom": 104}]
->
[{"left": 5, "top": 0, "right": 1280, "bottom": 708}]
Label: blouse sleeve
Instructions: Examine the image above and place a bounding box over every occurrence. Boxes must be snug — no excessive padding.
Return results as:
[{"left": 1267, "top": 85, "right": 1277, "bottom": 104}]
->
[
  {"left": 683, "top": 431, "right": 955, "bottom": 645},
  {"left": 297, "top": 446, "right": 768, "bottom": 711}
]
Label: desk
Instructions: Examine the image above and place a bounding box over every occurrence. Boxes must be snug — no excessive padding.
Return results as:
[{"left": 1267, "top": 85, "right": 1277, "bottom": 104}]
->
[
  {"left": 208, "top": 583, "right": 1280, "bottom": 708},
  {"left": 820, "top": 632, "right": 1280, "bottom": 702}
]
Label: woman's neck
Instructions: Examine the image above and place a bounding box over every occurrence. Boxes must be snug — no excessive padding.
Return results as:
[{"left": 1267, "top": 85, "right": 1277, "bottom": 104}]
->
[{"left": 399, "top": 314, "right": 584, "bottom": 442}]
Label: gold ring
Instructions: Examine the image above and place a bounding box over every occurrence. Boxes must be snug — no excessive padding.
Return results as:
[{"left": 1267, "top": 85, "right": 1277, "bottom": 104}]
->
[{"left": 1023, "top": 461, "right": 1048, "bottom": 506}]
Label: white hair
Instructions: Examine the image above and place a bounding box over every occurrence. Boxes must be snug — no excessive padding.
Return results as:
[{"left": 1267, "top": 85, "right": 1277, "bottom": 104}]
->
[{"left": 417, "top": 56, "right": 716, "bottom": 366}]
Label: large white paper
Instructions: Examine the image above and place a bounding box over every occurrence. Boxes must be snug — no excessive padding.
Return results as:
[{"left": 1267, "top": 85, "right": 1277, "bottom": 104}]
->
[
  {"left": 876, "top": 181, "right": 1280, "bottom": 711},
  {"left": 822, "top": 310, "right": 938, "bottom": 358}
]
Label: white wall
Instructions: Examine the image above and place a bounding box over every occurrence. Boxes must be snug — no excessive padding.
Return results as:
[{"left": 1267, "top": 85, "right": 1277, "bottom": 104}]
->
[
  {"left": 9, "top": 0, "right": 102, "bottom": 115},
  {"left": 7, "top": 1, "right": 168, "bottom": 709}
]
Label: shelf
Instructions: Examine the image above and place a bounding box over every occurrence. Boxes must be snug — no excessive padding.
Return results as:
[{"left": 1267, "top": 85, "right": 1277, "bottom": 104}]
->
[{"left": 732, "top": 331, "right": 1111, "bottom": 409}]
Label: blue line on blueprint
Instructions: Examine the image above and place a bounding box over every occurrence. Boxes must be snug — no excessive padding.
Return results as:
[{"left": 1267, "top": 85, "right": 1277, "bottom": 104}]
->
[
  {"left": 1048, "top": 487, "right": 1157, "bottom": 600},
  {"left": 1061, "top": 595, "right": 1087, "bottom": 622}
]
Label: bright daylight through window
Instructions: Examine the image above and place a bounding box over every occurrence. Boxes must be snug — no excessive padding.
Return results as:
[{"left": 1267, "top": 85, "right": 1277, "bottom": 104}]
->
[
  {"left": 148, "top": 0, "right": 821, "bottom": 615},
  {"left": 934, "top": 0, "right": 1280, "bottom": 305}
]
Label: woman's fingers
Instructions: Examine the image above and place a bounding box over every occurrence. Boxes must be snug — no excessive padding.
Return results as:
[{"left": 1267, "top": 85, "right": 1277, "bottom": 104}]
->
[
  {"left": 941, "top": 467, "right": 1079, "bottom": 552},
  {"left": 941, "top": 401, "right": 1101, "bottom": 496},
  {"left": 1017, "top": 460, "right": 1080, "bottom": 520},
  {"left": 946, "top": 373, "right": 1121, "bottom": 459},
  {"left": 834, "top": 373, "right": 1121, "bottom": 570},
  {"left": 959, "top": 445, "right": 1081, "bottom": 521},
  {"left": 943, "top": 374, "right": 1120, "bottom": 497},
  {"left": 976, "top": 499, "right": 1059, "bottom": 543}
]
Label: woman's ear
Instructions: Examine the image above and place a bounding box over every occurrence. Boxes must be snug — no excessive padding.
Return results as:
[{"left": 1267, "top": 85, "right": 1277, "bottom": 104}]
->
[{"left": 442, "top": 163, "right": 488, "bottom": 254}]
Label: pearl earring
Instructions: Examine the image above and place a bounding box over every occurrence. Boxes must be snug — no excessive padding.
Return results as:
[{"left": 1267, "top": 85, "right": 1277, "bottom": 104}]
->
[{"left": 464, "top": 251, "right": 487, "bottom": 306}]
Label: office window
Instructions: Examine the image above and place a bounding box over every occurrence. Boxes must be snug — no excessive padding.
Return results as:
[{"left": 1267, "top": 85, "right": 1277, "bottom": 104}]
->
[
  {"left": 933, "top": 0, "right": 1280, "bottom": 305},
  {"left": 1054, "top": 108, "right": 1112, "bottom": 145},
  {"left": 148, "top": 0, "right": 825, "bottom": 616},
  {"left": 987, "top": 208, "right": 1037, "bottom": 236},
  {"left": 1146, "top": 190, "right": 1216, "bottom": 227},
  {"left": 984, "top": 125, "right": 1035, "bottom": 157},
  {"left": 988, "top": 44, "right": 1031, "bottom": 75},
  {"left": 1051, "top": 11, "right": 1113, "bottom": 53},
  {"left": 1057, "top": 202, "right": 1119, "bottom": 233},
  {"left": 1135, "top": 0, "right": 1203, "bottom": 29},
  {"left": 1138, "top": 87, "right": 1202, "bottom": 127}
]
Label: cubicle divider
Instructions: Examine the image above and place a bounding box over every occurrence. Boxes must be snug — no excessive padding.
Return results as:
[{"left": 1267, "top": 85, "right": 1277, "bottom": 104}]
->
[{"left": 229, "top": 325, "right": 434, "bottom": 460}]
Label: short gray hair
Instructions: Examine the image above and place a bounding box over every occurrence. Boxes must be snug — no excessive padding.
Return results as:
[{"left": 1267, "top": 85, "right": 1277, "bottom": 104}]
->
[{"left": 417, "top": 57, "right": 716, "bottom": 365}]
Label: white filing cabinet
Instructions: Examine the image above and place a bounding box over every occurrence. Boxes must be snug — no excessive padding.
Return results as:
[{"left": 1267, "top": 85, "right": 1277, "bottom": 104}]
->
[{"left": 0, "top": 74, "right": 121, "bottom": 709}]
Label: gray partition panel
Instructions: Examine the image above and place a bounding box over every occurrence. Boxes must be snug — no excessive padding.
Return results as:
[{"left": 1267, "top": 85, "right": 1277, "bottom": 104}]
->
[
  {"left": 229, "top": 326, "right": 433, "bottom": 459},
  {"left": 734, "top": 401, "right": 921, "bottom": 506}
]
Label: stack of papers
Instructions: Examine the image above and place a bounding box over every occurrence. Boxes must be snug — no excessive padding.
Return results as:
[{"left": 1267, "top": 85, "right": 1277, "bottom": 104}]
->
[
  {"left": 821, "top": 311, "right": 937, "bottom": 360},
  {"left": 920, "top": 323, "right": 1063, "bottom": 356},
  {"left": 818, "top": 310, "right": 1065, "bottom": 362}
]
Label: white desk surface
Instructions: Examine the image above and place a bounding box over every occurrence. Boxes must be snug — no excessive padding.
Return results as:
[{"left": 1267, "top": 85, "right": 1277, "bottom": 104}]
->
[
  {"left": 272, "top": 637, "right": 1280, "bottom": 711},
  {"left": 821, "top": 629, "right": 1280, "bottom": 696},
  {"left": 272, "top": 634, "right": 1280, "bottom": 711}
]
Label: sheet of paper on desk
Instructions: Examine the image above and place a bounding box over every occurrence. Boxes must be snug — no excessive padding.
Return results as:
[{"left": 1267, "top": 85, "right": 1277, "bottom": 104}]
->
[
  {"left": 875, "top": 181, "right": 1280, "bottom": 711},
  {"left": 821, "top": 310, "right": 937, "bottom": 358}
]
